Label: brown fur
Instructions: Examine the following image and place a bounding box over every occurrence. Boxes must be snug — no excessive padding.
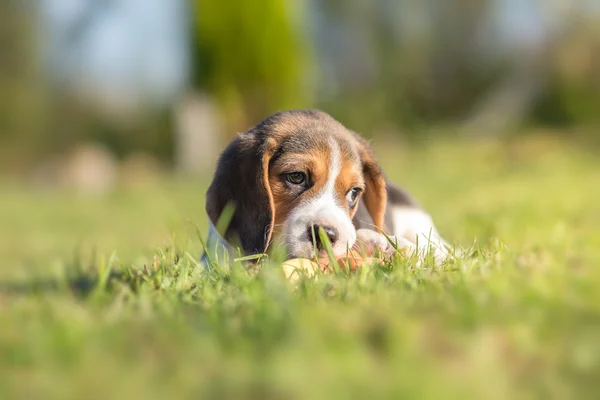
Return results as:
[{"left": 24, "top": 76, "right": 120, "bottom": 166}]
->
[
  {"left": 268, "top": 149, "right": 331, "bottom": 227},
  {"left": 342, "top": 131, "right": 389, "bottom": 231},
  {"left": 334, "top": 155, "right": 364, "bottom": 214}
]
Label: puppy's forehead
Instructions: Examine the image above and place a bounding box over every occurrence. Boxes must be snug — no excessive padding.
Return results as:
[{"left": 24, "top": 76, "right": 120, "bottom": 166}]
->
[{"left": 265, "top": 111, "right": 360, "bottom": 161}]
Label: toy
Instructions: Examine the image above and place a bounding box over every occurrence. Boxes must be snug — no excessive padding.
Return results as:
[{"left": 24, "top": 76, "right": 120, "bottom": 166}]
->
[{"left": 281, "top": 249, "right": 381, "bottom": 282}]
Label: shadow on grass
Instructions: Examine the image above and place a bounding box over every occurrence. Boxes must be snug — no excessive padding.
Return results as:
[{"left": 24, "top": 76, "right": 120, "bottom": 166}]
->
[{"left": 0, "top": 270, "right": 138, "bottom": 297}]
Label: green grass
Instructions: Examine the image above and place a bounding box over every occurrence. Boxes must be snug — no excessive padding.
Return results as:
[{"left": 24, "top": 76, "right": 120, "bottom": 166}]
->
[{"left": 1, "top": 137, "right": 599, "bottom": 399}]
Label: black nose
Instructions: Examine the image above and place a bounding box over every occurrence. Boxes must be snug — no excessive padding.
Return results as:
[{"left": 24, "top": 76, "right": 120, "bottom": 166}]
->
[{"left": 307, "top": 224, "right": 339, "bottom": 250}]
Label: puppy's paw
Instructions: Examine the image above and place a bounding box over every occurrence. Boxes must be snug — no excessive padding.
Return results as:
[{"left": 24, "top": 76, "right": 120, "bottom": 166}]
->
[
  {"left": 355, "top": 229, "right": 389, "bottom": 256},
  {"left": 411, "top": 234, "right": 461, "bottom": 264},
  {"left": 355, "top": 229, "right": 416, "bottom": 257}
]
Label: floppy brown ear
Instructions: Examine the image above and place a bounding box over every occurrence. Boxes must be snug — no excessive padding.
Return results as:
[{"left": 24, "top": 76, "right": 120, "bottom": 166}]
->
[
  {"left": 205, "top": 130, "right": 276, "bottom": 255},
  {"left": 352, "top": 134, "right": 388, "bottom": 231}
]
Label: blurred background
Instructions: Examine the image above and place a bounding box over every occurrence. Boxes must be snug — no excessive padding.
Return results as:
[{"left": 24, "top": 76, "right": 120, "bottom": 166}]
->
[
  {"left": 2, "top": 0, "right": 600, "bottom": 190},
  {"left": 3, "top": 4, "right": 600, "bottom": 397}
]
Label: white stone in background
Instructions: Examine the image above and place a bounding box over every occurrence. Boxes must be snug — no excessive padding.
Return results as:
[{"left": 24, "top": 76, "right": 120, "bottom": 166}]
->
[
  {"left": 30, "top": 142, "right": 117, "bottom": 195},
  {"left": 62, "top": 143, "right": 117, "bottom": 194},
  {"left": 120, "top": 152, "right": 164, "bottom": 188},
  {"left": 173, "top": 91, "right": 221, "bottom": 174}
]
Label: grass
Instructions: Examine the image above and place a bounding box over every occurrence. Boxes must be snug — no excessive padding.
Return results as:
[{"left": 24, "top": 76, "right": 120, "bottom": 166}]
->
[{"left": 0, "top": 136, "right": 599, "bottom": 399}]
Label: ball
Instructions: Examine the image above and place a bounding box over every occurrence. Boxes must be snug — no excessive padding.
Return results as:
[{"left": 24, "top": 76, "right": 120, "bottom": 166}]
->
[
  {"left": 281, "top": 250, "right": 382, "bottom": 282},
  {"left": 281, "top": 258, "right": 321, "bottom": 282}
]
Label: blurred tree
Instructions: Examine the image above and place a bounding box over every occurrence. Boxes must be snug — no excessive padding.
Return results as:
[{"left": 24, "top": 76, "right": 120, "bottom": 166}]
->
[
  {"left": 192, "top": 0, "right": 312, "bottom": 134},
  {"left": 312, "top": 0, "right": 501, "bottom": 134},
  {"left": 314, "top": 0, "right": 600, "bottom": 137},
  {"left": 39, "top": 0, "right": 179, "bottom": 163},
  {"left": 0, "top": 1, "right": 49, "bottom": 170},
  {"left": 534, "top": 14, "right": 600, "bottom": 127}
]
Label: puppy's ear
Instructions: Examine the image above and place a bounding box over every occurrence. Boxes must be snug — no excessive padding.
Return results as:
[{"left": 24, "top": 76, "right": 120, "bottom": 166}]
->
[
  {"left": 352, "top": 133, "right": 387, "bottom": 231},
  {"left": 205, "top": 130, "right": 276, "bottom": 255}
]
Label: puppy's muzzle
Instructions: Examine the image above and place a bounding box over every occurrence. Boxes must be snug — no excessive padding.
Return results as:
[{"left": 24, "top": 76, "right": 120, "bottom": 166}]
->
[{"left": 307, "top": 224, "right": 339, "bottom": 250}]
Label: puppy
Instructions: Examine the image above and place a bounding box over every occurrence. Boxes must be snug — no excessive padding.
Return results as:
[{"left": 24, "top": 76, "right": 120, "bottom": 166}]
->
[{"left": 203, "top": 110, "right": 453, "bottom": 264}]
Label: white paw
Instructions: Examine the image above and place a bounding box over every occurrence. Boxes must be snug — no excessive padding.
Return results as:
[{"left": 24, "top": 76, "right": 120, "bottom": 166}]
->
[
  {"left": 411, "top": 233, "right": 459, "bottom": 264},
  {"left": 355, "top": 229, "right": 415, "bottom": 257},
  {"left": 355, "top": 229, "right": 459, "bottom": 266}
]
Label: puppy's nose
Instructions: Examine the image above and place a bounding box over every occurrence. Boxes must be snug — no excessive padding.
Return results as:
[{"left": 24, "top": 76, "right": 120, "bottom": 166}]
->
[{"left": 307, "top": 224, "right": 339, "bottom": 250}]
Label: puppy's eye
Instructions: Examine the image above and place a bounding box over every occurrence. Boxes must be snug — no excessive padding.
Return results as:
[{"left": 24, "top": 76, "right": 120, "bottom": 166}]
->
[
  {"left": 285, "top": 172, "right": 307, "bottom": 186},
  {"left": 346, "top": 188, "right": 362, "bottom": 207}
]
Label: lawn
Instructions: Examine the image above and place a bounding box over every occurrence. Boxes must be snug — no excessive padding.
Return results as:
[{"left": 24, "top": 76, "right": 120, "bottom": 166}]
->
[{"left": 0, "top": 137, "right": 599, "bottom": 399}]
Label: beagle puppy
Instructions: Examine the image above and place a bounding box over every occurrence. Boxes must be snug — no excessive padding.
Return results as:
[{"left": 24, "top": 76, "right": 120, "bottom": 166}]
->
[{"left": 203, "top": 110, "right": 453, "bottom": 265}]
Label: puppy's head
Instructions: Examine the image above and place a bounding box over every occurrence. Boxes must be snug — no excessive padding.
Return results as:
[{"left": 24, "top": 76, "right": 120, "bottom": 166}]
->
[{"left": 206, "top": 110, "right": 387, "bottom": 258}]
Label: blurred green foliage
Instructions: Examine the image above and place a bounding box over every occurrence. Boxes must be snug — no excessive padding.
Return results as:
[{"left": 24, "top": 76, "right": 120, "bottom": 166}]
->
[
  {"left": 534, "top": 18, "right": 600, "bottom": 127},
  {"left": 315, "top": 0, "right": 500, "bottom": 132},
  {"left": 192, "top": 0, "right": 311, "bottom": 133},
  {"left": 0, "top": 2, "right": 47, "bottom": 168}
]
